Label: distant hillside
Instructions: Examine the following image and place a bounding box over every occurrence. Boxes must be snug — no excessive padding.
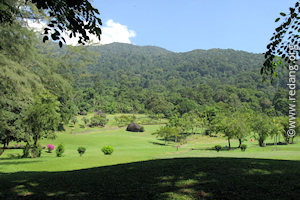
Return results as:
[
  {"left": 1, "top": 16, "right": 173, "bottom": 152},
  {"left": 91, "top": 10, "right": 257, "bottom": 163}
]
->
[{"left": 80, "top": 43, "right": 285, "bottom": 91}]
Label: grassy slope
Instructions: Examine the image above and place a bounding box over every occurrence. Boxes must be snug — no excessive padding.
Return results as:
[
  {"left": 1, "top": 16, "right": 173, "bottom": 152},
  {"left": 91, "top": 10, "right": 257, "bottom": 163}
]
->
[{"left": 0, "top": 114, "right": 300, "bottom": 199}]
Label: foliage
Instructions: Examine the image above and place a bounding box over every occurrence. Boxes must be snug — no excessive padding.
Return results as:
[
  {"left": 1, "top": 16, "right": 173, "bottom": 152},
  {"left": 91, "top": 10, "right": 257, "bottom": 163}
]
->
[
  {"left": 56, "top": 143, "right": 65, "bottom": 157},
  {"left": 30, "top": 145, "right": 42, "bottom": 158},
  {"left": 152, "top": 126, "right": 179, "bottom": 144},
  {"left": 251, "top": 114, "right": 272, "bottom": 147},
  {"left": 240, "top": 144, "right": 247, "bottom": 152},
  {"left": 0, "top": 0, "right": 102, "bottom": 47},
  {"left": 71, "top": 116, "right": 78, "bottom": 126},
  {"left": 212, "top": 114, "right": 234, "bottom": 149},
  {"left": 89, "top": 114, "right": 108, "bottom": 127},
  {"left": 215, "top": 145, "right": 222, "bottom": 152},
  {"left": 22, "top": 143, "right": 31, "bottom": 158},
  {"left": 114, "top": 115, "right": 136, "bottom": 127},
  {"left": 82, "top": 117, "right": 89, "bottom": 127},
  {"left": 262, "top": 1, "right": 300, "bottom": 81},
  {"left": 101, "top": 146, "right": 114, "bottom": 155},
  {"left": 77, "top": 147, "right": 86, "bottom": 156},
  {"left": 23, "top": 92, "right": 60, "bottom": 149}
]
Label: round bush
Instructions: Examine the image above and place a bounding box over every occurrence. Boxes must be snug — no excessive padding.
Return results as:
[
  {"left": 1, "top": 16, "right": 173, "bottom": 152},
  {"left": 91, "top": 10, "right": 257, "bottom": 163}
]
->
[
  {"left": 101, "top": 146, "right": 114, "bottom": 155},
  {"left": 77, "top": 147, "right": 86, "bottom": 156},
  {"left": 56, "top": 143, "right": 65, "bottom": 157},
  {"left": 215, "top": 145, "right": 222, "bottom": 152},
  {"left": 240, "top": 144, "right": 247, "bottom": 151}
]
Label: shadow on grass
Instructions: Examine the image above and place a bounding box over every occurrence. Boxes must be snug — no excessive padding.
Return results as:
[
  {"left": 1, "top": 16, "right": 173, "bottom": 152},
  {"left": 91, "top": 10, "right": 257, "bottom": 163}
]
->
[
  {"left": 0, "top": 157, "right": 299, "bottom": 200},
  {"left": 149, "top": 141, "right": 167, "bottom": 146},
  {"left": 206, "top": 147, "right": 240, "bottom": 151},
  {"left": 265, "top": 142, "right": 288, "bottom": 146}
]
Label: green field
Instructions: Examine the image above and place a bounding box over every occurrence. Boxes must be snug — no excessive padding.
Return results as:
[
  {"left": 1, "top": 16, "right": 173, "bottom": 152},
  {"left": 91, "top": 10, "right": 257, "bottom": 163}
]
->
[{"left": 1, "top": 114, "right": 300, "bottom": 199}]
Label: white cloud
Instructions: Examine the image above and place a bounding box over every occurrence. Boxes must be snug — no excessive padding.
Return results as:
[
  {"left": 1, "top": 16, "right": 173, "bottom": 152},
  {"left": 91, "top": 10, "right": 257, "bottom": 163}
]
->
[
  {"left": 25, "top": 19, "right": 136, "bottom": 46},
  {"left": 100, "top": 19, "right": 136, "bottom": 44}
]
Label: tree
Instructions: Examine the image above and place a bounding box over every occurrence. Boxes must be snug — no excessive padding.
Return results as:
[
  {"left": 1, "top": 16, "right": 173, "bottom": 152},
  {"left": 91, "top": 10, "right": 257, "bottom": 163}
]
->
[
  {"left": 71, "top": 116, "right": 78, "bottom": 126},
  {"left": 82, "top": 117, "right": 89, "bottom": 127},
  {"left": 262, "top": 1, "right": 300, "bottom": 81},
  {"left": 251, "top": 114, "right": 272, "bottom": 147},
  {"left": 269, "top": 117, "right": 284, "bottom": 145},
  {"left": 1, "top": 0, "right": 102, "bottom": 46},
  {"left": 278, "top": 116, "right": 291, "bottom": 144},
  {"left": 152, "top": 126, "right": 179, "bottom": 145},
  {"left": 23, "top": 92, "right": 60, "bottom": 150},
  {"left": 212, "top": 114, "right": 234, "bottom": 149},
  {"left": 176, "top": 98, "right": 198, "bottom": 116}
]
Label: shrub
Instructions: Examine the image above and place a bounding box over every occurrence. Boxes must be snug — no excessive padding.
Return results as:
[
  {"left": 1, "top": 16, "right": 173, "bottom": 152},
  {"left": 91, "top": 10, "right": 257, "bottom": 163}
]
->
[
  {"left": 31, "top": 145, "right": 42, "bottom": 158},
  {"left": 101, "top": 146, "right": 114, "bottom": 155},
  {"left": 215, "top": 145, "right": 222, "bottom": 152},
  {"left": 89, "top": 114, "right": 108, "bottom": 127},
  {"left": 240, "top": 144, "right": 247, "bottom": 151},
  {"left": 56, "top": 144, "right": 65, "bottom": 157},
  {"left": 140, "top": 126, "right": 145, "bottom": 132},
  {"left": 82, "top": 117, "right": 89, "bottom": 127},
  {"left": 77, "top": 147, "right": 86, "bottom": 156},
  {"left": 114, "top": 115, "right": 136, "bottom": 127},
  {"left": 47, "top": 144, "right": 55, "bottom": 153}
]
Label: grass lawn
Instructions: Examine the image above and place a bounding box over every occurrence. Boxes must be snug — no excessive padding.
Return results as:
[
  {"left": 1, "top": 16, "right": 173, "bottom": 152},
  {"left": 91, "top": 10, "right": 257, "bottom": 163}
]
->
[{"left": 0, "top": 115, "right": 299, "bottom": 199}]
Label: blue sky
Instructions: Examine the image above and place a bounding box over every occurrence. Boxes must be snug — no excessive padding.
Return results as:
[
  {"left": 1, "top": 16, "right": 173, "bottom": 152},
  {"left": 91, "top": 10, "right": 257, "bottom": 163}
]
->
[{"left": 93, "top": 0, "right": 297, "bottom": 53}]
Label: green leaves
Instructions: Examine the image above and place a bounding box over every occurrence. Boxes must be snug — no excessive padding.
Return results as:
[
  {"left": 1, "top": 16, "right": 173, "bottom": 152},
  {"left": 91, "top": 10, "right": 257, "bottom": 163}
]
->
[
  {"left": 263, "top": 1, "right": 300, "bottom": 82},
  {"left": 280, "top": 12, "right": 286, "bottom": 16},
  {"left": 43, "top": 36, "right": 48, "bottom": 43}
]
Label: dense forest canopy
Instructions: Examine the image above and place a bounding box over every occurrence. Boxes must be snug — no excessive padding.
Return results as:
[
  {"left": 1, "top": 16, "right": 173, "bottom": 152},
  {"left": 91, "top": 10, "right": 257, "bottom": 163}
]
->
[{"left": 58, "top": 42, "right": 297, "bottom": 115}]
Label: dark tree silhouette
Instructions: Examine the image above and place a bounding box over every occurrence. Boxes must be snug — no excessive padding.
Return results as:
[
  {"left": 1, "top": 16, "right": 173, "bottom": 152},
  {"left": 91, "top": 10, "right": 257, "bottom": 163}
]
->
[
  {"left": 0, "top": 0, "right": 102, "bottom": 47},
  {"left": 262, "top": 1, "right": 300, "bottom": 82}
]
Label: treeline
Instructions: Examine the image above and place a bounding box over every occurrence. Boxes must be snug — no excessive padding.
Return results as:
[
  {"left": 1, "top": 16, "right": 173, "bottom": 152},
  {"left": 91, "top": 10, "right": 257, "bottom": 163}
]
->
[{"left": 0, "top": 17, "right": 76, "bottom": 156}]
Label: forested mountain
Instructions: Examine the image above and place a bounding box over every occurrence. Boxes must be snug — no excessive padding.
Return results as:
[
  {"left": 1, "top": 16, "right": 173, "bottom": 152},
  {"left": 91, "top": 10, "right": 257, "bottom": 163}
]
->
[
  {"left": 72, "top": 42, "right": 291, "bottom": 91},
  {"left": 55, "top": 42, "right": 296, "bottom": 116}
]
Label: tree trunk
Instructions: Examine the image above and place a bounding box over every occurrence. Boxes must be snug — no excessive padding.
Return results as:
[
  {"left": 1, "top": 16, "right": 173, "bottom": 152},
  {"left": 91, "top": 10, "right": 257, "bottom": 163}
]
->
[
  {"left": 0, "top": 144, "right": 5, "bottom": 156},
  {"left": 238, "top": 139, "right": 242, "bottom": 148},
  {"left": 33, "top": 137, "right": 38, "bottom": 148},
  {"left": 228, "top": 138, "right": 231, "bottom": 150},
  {"left": 259, "top": 138, "right": 265, "bottom": 147}
]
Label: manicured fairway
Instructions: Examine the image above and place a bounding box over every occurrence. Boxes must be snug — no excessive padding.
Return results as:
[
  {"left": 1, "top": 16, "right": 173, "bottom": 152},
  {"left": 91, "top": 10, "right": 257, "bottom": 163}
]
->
[{"left": 1, "top": 118, "right": 300, "bottom": 199}]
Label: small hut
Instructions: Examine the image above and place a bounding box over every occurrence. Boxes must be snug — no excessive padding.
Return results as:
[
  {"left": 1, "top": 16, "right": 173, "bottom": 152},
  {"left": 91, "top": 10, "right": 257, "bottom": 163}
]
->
[{"left": 126, "top": 122, "right": 143, "bottom": 132}]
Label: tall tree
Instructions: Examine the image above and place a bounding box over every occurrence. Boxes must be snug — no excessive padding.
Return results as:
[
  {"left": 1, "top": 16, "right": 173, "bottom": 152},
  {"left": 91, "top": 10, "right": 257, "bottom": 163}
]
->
[
  {"left": 23, "top": 92, "right": 60, "bottom": 150},
  {"left": 251, "top": 114, "right": 272, "bottom": 147}
]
